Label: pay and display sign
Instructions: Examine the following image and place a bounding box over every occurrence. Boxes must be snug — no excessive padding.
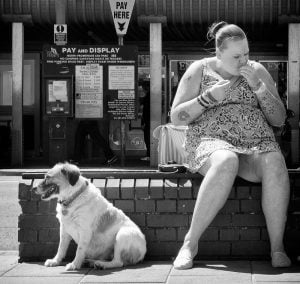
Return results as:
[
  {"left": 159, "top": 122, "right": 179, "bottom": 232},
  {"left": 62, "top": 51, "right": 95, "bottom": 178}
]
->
[
  {"left": 43, "top": 45, "right": 138, "bottom": 120},
  {"left": 109, "top": 0, "right": 135, "bottom": 36}
]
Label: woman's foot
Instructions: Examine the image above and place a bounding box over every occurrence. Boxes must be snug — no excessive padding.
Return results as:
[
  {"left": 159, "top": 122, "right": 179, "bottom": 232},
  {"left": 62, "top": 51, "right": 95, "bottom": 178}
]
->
[
  {"left": 271, "top": 251, "right": 291, "bottom": 268},
  {"left": 173, "top": 244, "right": 198, "bottom": 270}
]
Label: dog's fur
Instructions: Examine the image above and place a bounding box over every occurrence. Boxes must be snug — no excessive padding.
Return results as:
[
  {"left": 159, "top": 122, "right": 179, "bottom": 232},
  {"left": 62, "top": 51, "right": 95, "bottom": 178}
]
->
[{"left": 34, "top": 162, "right": 147, "bottom": 271}]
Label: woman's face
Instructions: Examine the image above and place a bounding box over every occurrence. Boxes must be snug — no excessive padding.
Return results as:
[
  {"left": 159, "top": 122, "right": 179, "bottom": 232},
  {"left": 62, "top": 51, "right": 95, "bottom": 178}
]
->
[{"left": 217, "top": 38, "right": 249, "bottom": 76}]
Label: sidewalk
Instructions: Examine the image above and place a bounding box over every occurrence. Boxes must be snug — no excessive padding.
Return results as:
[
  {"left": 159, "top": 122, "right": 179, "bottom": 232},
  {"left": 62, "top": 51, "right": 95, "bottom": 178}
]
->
[{"left": 1, "top": 251, "right": 300, "bottom": 284}]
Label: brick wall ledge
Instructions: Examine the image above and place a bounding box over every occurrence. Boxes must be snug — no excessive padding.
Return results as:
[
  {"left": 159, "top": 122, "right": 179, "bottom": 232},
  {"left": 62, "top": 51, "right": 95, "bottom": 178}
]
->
[
  {"left": 21, "top": 168, "right": 300, "bottom": 181},
  {"left": 18, "top": 169, "right": 300, "bottom": 262}
]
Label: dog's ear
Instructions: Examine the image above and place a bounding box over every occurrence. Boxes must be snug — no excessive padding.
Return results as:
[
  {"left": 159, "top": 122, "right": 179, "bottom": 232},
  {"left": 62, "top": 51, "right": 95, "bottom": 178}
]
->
[{"left": 61, "top": 164, "right": 80, "bottom": 186}]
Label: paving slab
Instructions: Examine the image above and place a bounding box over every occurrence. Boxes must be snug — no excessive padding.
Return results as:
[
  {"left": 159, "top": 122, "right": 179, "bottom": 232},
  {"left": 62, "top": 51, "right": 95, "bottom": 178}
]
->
[
  {"left": 0, "top": 251, "right": 18, "bottom": 276},
  {"left": 168, "top": 261, "right": 252, "bottom": 284},
  {"left": 166, "top": 275, "right": 252, "bottom": 284},
  {"left": 0, "top": 276, "right": 83, "bottom": 284},
  {"left": 170, "top": 261, "right": 252, "bottom": 276},
  {"left": 256, "top": 282, "right": 300, "bottom": 284},
  {"left": 80, "top": 261, "right": 172, "bottom": 283},
  {"left": 3, "top": 262, "right": 91, "bottom": 277},
  {"left": 252, "top": 261, "right": 300, "bottom": 282},
  {"left": 2, "top": 253, "right": 300, "bottom": 284}
]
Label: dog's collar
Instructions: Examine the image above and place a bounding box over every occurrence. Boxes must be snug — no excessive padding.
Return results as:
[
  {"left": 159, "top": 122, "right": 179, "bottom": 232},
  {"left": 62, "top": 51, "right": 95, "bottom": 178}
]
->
[{"left": 58, "top": 180, "right": 89, "bottom": 207}]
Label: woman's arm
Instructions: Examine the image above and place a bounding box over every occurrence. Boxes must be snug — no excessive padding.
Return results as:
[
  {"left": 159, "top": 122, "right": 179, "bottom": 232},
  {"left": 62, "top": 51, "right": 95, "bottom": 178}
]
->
[
  {"left": 240, "top": 62, "right": 286, "bottom": 127},
  {"left": 170, "top": 60, "right": 207, "bottom": 126},
  {"left": 254, "top": 63, "right": 286, "bottom": 127}
]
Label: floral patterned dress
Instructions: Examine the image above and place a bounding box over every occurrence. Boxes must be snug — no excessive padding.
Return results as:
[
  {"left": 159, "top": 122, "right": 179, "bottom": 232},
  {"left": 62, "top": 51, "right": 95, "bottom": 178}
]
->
[{"left": 185, "top": 59, "right": 280, "bottom": 173}]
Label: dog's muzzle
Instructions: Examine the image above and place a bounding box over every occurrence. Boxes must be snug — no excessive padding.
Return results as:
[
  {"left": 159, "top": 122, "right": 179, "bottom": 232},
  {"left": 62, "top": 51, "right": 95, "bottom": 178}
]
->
[{"left": 33, "top": 182, "right": 60, "bottom": 200}]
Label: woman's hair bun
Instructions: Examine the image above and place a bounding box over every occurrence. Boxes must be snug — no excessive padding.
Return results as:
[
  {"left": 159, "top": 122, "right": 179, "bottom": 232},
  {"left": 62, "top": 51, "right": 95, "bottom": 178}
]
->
[{"left": 207, "top": 21, "right": 228, "bottom": 41}]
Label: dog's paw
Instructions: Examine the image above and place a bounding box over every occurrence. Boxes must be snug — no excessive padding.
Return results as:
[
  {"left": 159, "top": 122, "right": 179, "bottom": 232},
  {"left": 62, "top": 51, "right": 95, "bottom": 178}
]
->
[
  {"left": 93, "top": 260, "right": 105, "bottom": 270},
  {"left": 65, "top": 262, "right": 80, "bottom": 271},
  {"left": 84, "top": 259, "right": 96, "bottom": 268},
  {"left": 45, "top": 259, "right": 60, "bottom": 267}
]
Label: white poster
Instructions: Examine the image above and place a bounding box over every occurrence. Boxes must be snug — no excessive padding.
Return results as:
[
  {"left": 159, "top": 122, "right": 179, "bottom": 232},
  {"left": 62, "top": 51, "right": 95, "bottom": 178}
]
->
[
  {"left": 75, "top": 64, "right": 103, "bottom": 118},
  {"left": 108, "top": 65, "right": 134, "bottom": 89}
]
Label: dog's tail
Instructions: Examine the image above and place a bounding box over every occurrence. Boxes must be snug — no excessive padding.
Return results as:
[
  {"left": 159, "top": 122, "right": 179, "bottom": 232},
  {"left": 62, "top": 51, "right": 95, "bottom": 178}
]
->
[
  {"left": 85, "top": 244, "right": 146, "bottom": 269},
  {"left": 120, "top": 246, "right": 145, "bottom": 266}
]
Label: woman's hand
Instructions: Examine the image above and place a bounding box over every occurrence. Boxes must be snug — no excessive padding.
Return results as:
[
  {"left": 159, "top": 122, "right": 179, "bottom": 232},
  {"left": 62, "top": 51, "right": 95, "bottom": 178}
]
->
[
  {"left": 208, "top": 80, "right": 231, "bottom": 102},
  {"left": 239, "top": 64, "right": 260, "bottom": 90}
]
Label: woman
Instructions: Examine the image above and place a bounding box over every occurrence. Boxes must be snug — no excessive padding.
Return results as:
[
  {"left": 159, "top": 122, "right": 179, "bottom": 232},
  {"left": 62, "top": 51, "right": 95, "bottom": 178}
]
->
[{"left": 171, "top": 22, "right": 291, "bottom": 269}]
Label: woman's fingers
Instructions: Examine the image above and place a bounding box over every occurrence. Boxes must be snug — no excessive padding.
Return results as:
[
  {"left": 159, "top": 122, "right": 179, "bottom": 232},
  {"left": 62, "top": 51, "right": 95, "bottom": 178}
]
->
[
  {"left": 240, "top": 65, "right": 254, "bottom": 78},
  {"left": 210, "top": 80, "right": 231, "bottom": 102},
  {"left": 206, "top": 81, "right": 219, "bottom": 86},
  {"left": 240, "top": 66, "right": 260, "bottom": 89},
  {"left": 240, "top": 70, "right": 250, "bottom": 79},
  {"left": 217, "top": 80, "right": 231, "bottom": 86},
  {"left": 240, "top": 65, "right": 253, "bottom": 73},
  {"left": 218, "top": 80, "right": 231, "bottom": 91}
]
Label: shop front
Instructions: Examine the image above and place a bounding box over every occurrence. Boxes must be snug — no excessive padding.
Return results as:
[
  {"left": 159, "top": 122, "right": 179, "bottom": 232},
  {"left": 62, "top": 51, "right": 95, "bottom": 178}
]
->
[{"left": 0, "top": 50, "right": 293, "bottom": 168}]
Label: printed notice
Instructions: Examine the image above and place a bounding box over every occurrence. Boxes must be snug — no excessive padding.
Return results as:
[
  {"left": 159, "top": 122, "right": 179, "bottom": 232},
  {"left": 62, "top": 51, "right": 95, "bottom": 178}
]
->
[
  {"left": 75, "top": 64, "right": 103, "bottom": 118},
  {"left": 75, "top": 95, "right": 103, "bottom": 118},
  {"left": 108, "top": 65, "right": 134, "bottom": 89},
  {"left": 107, "top": 90, "right": 135, "bottom": 120},
  {"left": 118, "top": 90, "right": 134, "bottom": 99},
  {"left": 75, "top": 64, "right": 102, "bottom": 92}
]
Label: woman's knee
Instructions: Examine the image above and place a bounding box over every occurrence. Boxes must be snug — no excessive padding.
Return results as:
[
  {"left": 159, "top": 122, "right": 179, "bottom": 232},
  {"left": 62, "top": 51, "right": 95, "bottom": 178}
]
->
[
  {"left": 261, "top": 151, "right": 287, "bottom": 171},
  {"left": 259, "top": 151, "right": 288, "bottom": 180},
  {"left": 210, "top": 150, "right": 239, "bottom": 174}
]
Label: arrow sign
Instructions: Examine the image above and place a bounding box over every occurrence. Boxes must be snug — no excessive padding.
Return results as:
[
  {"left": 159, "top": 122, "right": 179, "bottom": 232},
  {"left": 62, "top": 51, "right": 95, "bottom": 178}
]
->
[{"left": 109, "top": 0, "right": 135, "bottom": 36}]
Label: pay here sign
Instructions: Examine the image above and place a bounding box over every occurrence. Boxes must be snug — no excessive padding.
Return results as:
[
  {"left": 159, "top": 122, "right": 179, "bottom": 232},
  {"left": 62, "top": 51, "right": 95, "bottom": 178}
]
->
[{"left": 109, "top": 0, "right": 135, "bottom": 36}]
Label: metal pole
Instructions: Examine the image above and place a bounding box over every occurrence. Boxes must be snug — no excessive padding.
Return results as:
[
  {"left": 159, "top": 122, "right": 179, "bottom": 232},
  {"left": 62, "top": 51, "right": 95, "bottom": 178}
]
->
[
  {"left": 118, "top": 35, "right": 126, "bottom": 166},
  {"left": 55, "top": 0, "right": 67, "bottom": 24}
]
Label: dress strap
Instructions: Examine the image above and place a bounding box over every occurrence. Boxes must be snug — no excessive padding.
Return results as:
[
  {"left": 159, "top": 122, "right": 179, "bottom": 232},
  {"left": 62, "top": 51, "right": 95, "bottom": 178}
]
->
[{"left": 199, "top": 59, "right": 207, "bottom": 94}]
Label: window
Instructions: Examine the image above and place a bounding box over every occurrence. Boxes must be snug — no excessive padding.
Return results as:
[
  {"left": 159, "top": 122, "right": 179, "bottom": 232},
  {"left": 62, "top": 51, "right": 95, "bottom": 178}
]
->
[{"left": 0, "top": 60, "right": 35, "bottom": 107}]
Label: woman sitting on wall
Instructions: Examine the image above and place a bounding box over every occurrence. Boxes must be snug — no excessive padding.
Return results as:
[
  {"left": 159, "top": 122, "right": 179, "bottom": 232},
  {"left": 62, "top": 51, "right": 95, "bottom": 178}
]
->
[{"left": 170, "top": 21, "right": 291, "bottom": 269}]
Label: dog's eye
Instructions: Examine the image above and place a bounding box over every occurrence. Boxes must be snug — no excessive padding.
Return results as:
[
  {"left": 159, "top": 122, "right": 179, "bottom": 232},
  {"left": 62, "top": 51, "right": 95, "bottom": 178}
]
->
[{"left": 45, "top": 174, "right": 52, "bottom": 180}]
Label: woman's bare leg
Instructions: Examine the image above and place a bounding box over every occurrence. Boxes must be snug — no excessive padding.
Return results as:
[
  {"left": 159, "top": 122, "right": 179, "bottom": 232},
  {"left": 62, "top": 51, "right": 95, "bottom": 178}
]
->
[
  {"left": 174, "top": 150, "right": 239, "bottom": 269},
  {"left": 260, "top": 152, "right": 291, "bottom": 267},
  {"left": 239, "top": 151, "right": 291, "bottom": 267}
]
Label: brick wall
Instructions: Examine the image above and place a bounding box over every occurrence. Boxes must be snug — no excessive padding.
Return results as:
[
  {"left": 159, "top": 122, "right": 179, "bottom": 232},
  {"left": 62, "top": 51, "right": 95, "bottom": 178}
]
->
[{"left": 18, "top": 173, "right": 300, "bottom": 262}]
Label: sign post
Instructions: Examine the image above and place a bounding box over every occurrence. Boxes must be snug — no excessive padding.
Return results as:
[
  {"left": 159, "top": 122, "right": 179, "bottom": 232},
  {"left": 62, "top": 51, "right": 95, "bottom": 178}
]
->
[
  {"left": 109, "top": 0, "right": 135, "bottom": 166},
  {"left": 118, "top": 37, "right": 126, "bottom": 166}
]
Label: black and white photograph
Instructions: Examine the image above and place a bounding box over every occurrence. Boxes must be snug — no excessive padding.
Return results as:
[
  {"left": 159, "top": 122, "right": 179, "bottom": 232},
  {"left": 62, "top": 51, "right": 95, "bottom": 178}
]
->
[{"left": 0, "top": 1, "right": 300, "bottom": 283}]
